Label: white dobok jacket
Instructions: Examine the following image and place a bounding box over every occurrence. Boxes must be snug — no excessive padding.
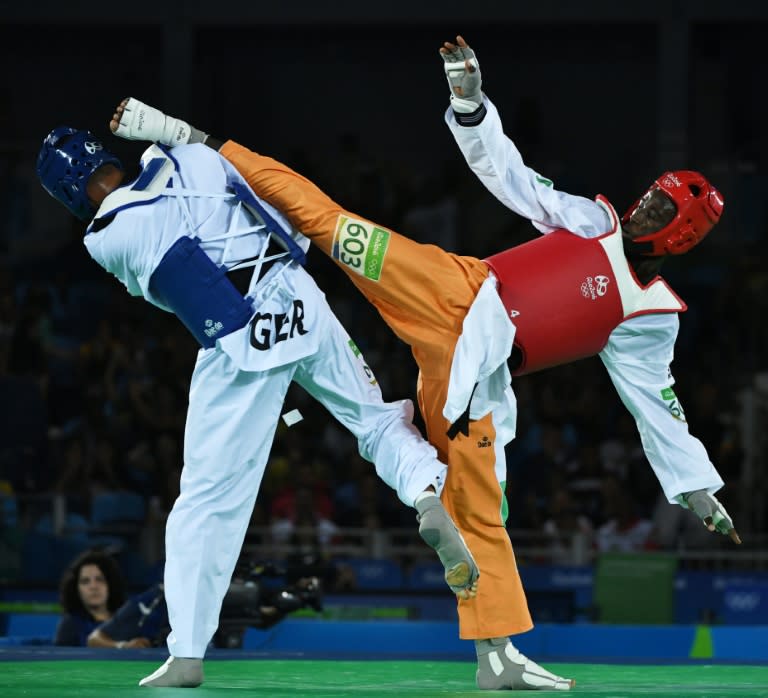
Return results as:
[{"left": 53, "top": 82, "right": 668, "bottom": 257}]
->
[{"left": 444, "top": 97, "right": 724, "bottom": 503}]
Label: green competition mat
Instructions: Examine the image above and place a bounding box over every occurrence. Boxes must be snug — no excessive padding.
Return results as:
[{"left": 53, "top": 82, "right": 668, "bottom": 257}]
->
[{"left": 0, "top": 660, "right": 766, "bottom": 697}]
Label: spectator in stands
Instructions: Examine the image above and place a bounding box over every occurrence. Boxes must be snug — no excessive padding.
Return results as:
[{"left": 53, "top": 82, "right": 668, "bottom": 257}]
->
[
  {"left": 271, "top": 486, "right": 339, "bottom": 549},
  {"left": 87, "top": 583, "right": 165, "bottom": 649},
  {"left": 270, "top": 461, "right": 337, "bottom": 547},
  {"left": 542, "top": 488, "right": 593, "bottom": 564},
  {"left": 54, "top": 549, "right": 127, "bottom": 646},
  {"left": 565, "top": 441, "right": 607, "bottom": 527},
  {"left": 334, "top": 455, "right": 401, "bottom": 528},
  {"left": 88, "top": 574, "right": 323, "bottom": 650},
  {"left": 598, "top": 412, "right": 645, "bottom": 481},
  {"left": 595, "top": 476, "right": 653, "bottom": 553},
  {"left": 53, "top": 434, "right": 121, "bottom": 497}
]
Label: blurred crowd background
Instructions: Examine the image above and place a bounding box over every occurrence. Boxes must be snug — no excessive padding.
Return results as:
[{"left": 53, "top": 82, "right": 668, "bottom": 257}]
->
[{"left": 1, "top": 1, "right": 767, "bottom": 591}]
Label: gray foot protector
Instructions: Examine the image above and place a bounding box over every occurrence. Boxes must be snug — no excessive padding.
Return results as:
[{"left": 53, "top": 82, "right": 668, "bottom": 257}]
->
[
  {"left": 415, "top": 494, "right": 479, "bottom": 597},
  {"left": 475, "top": 638, "right": 574, "bottom": 691}
]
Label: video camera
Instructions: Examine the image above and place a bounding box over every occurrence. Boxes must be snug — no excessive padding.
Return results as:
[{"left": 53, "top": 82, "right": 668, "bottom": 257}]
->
[{"left": 214, "top": 560, "right": 324, "bottom": 648}]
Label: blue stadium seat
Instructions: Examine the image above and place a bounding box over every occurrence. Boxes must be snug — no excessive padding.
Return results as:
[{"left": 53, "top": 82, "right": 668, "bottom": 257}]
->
[
  {"left": 34, "top": 513, "right": 91, "bottom": 542},
  {"left": 90, "top": 491, "right": 146, "bottom": 526},
  {"left": 21, "top": 531, "right": 93, "bottom": 584}
]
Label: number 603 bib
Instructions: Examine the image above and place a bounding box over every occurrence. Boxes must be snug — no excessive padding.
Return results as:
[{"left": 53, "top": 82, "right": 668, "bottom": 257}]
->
[{"left": 332, "top": 215, "right": 391, "bottom": 282}]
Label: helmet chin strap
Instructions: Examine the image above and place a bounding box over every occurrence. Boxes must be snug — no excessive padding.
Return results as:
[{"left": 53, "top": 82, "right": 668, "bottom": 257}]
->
[{"left": 622, "top": 236, "right": 666, "bottom": 285}]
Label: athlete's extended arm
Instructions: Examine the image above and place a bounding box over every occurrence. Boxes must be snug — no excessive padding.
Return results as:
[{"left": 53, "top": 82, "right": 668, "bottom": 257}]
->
[
  {"left": 440, "top": 36, "right": 609, "bottom": 238},
  {"left": 600, "top": 314, "right": 741, "bottom": 544}
]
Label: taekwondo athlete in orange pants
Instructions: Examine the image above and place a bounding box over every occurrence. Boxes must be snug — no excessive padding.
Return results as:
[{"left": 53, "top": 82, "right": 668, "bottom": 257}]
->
[
  {"left": 111, "top": 103, "right": 564, "bottom": 691},
  {"left": 110, "top": 42, "right": 739, "bottom": 683},
  {"left": 114, "top": 110, "right": 578, "bottom": 691}
]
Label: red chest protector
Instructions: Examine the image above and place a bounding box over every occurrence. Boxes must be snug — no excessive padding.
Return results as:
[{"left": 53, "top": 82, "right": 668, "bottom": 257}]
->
[{"left": 483, "top": 197, "right": 686, "bottom": 376}]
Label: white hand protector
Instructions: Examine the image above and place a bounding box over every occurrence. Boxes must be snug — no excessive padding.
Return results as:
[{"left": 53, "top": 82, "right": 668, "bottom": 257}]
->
[
  {"left": 678, "top": 490, "right": 742, "bottom": 543},
  {"left": 440, "top": 42, "right": 483, "bottom": 113},
  {"left": 113, "top": 97, "right": 191, "bottom": 145}
]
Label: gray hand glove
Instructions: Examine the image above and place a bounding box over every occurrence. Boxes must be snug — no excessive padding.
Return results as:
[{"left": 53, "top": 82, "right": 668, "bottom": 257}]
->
[
  {"left": 680, "top": 490, "right": 742, "bottom": 544},
  {"left": 440, "top": 36, "right": 483, "bottom": 113}
]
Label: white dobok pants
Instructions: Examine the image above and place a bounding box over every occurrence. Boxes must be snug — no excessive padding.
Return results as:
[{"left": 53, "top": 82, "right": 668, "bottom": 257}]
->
[{"left": 164, "top": 302, "right": 446, "bottom": 657}]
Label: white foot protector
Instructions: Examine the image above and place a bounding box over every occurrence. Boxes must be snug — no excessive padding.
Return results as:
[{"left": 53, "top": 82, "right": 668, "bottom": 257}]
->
[
  {"left": 139, "top": 656, "right": 204, "bottom": 688},
  {"left": 475, "top": 638, "right": 574, "bottom": 691}
]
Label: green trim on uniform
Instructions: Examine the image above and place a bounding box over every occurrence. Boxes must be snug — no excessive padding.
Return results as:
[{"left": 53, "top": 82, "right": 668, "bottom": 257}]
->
[
  {"left": 661, "top": 387, "right": 676, "bottom": 401},
  {"left": 500, "top": 479, "right": 508, "bottom": 523}
]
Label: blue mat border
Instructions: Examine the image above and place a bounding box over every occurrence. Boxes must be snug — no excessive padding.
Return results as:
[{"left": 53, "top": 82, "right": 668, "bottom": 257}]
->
[{"left": 3, "top": 620, "right": 768, "bottom": 664}]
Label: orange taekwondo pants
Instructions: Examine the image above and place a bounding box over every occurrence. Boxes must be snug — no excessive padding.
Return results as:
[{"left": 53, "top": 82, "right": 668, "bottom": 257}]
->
[{"left": 222, "top": 141, "right": 532, "bottom": 640}]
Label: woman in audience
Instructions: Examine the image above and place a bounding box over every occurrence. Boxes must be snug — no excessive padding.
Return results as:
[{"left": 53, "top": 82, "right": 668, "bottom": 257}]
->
[{"left": 54, "top": 549, "right": 126, "bottom": 646}]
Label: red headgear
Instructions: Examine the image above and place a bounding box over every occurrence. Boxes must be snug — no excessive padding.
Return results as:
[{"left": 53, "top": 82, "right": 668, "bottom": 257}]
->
[{"left": 622, "top": 170, "right": 724, "bottom": 256}]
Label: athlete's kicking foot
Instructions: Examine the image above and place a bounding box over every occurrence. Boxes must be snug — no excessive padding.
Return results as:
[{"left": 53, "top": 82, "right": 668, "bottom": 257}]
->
[
  {"left": 139, "top": 656, "right": 204, "bottom": 688},
  {"left": 415, "top": 492, "right": 479, "bottom": 599},
  {"left": 475, "top": 638, "right": 575, "bottom": 691}
]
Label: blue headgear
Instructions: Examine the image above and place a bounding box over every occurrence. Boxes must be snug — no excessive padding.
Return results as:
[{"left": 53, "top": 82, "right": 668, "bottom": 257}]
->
[{"left": 36, "top": 126, "right": 123, "bottom": 221}]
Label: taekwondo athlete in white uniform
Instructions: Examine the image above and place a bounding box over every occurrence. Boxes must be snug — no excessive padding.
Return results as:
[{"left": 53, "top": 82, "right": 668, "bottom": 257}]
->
[{"left": 36, "top": 126, "right": 479, "bottom": 688}]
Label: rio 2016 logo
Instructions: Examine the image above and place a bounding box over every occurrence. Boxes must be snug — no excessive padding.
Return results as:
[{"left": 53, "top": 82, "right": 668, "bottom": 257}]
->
[{"left": 580, "top": 274, "right": 610, "bottom": 300}]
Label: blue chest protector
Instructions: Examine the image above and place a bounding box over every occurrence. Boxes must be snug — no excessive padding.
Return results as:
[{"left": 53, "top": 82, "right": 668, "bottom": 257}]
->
[
  {"left": 149, "top": 235, "right": 255, "bottom": 349},
  {"left": 95, "top": 146, "right": 306, "bottom": 350},
  {"left": 148, "top": 182, "right": 308, "bottom": 349}
]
